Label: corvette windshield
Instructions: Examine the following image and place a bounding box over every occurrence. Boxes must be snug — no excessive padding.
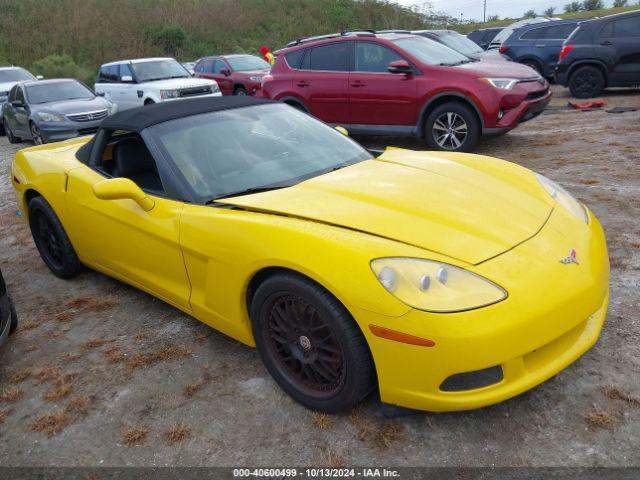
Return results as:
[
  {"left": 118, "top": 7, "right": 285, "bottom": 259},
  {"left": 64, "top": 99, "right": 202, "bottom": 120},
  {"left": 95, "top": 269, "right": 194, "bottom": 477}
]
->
[
  {"left": 131, "top": 59, "right": 190, "bottom": 82},
  {"left": 150, "top": 104, "right": 371, "bottom": 201},
  {"left": 227, "top": 56, "right": 270, "bottom": 72},
  {"left": 393, "top": 36, "right": 469, "bottom": 66}
]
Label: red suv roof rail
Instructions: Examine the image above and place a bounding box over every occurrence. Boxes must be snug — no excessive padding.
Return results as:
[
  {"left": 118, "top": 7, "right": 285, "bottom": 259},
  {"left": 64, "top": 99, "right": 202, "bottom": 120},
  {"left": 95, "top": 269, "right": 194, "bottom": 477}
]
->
[{"left": 285, "top": 30, "right": 376, "bottom": 47}]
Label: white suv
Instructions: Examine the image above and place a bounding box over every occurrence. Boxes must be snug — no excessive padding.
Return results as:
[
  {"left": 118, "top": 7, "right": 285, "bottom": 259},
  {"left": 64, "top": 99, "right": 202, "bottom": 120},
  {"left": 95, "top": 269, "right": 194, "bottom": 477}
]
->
[{"left": 95, "top": 58, "right": 221, "bottom": 110}]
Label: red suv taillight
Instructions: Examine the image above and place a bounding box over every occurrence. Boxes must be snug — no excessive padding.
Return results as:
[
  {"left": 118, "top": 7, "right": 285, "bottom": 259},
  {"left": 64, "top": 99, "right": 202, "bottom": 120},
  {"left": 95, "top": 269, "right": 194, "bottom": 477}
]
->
[
  {"left": 498, "top": 46, "right": 510, "bottom": 54},
  {"left": 559, "top": 45, "right": 574, "bottom": 62}
]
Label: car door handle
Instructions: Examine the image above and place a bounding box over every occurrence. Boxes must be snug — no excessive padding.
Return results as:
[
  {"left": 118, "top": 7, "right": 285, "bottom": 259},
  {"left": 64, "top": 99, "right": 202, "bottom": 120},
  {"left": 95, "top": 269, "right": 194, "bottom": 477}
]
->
[
  {"left": 350, "top": 82, "right": 366, "bottom": 87},
  {"left": 535, "top": 44, "right": 546, "bottom": 48},
  {"left": 601, "top": 41, "right": 613, "bottom": 46},
  {"left": 296, "top": 81, "right": 309, "bottom": 87}
]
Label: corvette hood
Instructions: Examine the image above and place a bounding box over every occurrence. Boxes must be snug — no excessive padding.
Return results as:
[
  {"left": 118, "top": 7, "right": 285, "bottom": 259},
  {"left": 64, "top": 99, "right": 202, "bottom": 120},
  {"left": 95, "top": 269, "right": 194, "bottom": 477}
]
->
[{"left": 221, "top": 149, "right": 553, "bottom": 264}]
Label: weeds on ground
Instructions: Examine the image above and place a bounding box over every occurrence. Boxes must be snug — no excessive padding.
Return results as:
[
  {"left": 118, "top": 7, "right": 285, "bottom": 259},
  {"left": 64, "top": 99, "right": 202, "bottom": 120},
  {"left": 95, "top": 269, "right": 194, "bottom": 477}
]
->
[
  {"left": 8, "top": 369, "right": 32, "bottom": 384},
  {"left": 126, "top": 346, "right": 192, "bottom": 373},
  {"left": 163, "top": 423, "right": 190, "bottom": 444},
  {"left": 311, "top": 412, "right": 332, "bottom": 430},
  {"left": 123, "top": 425, "right": 151, "bottom": 446},
  {"left": 31, "top": 409, "right": 70, "bottom": 436},
  {"left": 0, "top": 388, "right": 24, "bottom": 403},
  {"left": 584, "top": 406, "right": 616, "bottom": 429},
  {"left": 82, "top": 338, "right": 107, "bottom": 350},
  {"left": 0, "top": 409, "right": 11, "bottom": 423},
  {"left": 322, "top": 446, "right": 346, "bottom": 468},
  {"left": 604, "top": 385, "right": 640, "bottom": 407},
  {"left": 183, "top": 380, "right": 205, "bottom": 398}
]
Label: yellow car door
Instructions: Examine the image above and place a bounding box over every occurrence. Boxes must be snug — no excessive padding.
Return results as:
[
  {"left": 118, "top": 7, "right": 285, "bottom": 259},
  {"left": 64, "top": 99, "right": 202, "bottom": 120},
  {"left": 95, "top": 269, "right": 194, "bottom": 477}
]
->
[{"left": 64, "top": 165, "right": 191, "bottom": 312}]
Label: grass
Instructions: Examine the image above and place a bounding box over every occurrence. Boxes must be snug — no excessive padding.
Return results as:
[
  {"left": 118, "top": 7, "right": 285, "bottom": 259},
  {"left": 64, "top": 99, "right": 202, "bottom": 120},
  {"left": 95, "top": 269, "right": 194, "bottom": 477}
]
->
[
  {"left": 126, "top": 345, "right": 192, "bottom": 373},
  {"left": 43, "top": 376, "right": 75, "bottom": 402},
  {"left": 322, "top": 446, "right": 346, "bottom": 468},
  {"left": 584, "top": 406, "right": 616, "bottom": 429},
  {"left": 82, "top": 338, "right": 108, "bottom": 350},
  {"left": 348, "top": 409, "right": 405, "bottom": 449},
  {"left": 123, "top": 425, "right": 151, "bottom": 446},
  {"left": 0, "top": 388, "right": 24, "bottom": 403},
  {"left": 31, "top": 409, "right": 70, "bottom": 436},
  {"left": 604, "top": 385, "right": 640, "bottom": 407},
  {"left": 163, "top": 423, "right": 190, "bottom": 444},
  {"left": 183, "top": 380, "right": 205, "bottom": 398},
  {"left": 0, "top": 409, "right": 11, "bottom": 424},
  {"left": 457, "top": 5, "right": 640, "bottom": 33},
  {"left": 66, "top": 395, "right": 91, "bottom": 415},
  {"left": 8, "top": 369, "right": 32, "bottom": 384},
  {"left": 311, "top": 412, "right": 332, "bottom": 430},
  {"left": 103, "top": 345, "right": 125, "bottom": 364}
]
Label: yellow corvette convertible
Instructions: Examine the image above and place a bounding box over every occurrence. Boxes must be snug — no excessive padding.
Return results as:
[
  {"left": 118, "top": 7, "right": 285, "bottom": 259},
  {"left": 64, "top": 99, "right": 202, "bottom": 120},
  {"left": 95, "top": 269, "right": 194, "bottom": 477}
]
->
[{"left": 11, "top": 97, "right": 609, "bottom": 414}]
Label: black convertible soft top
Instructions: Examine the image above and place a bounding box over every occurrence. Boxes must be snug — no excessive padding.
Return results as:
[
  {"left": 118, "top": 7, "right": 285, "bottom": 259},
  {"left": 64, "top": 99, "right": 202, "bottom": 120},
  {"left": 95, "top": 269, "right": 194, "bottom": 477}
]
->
[{"left": 100, "top": 96, "right": 273, "bottom": 133}]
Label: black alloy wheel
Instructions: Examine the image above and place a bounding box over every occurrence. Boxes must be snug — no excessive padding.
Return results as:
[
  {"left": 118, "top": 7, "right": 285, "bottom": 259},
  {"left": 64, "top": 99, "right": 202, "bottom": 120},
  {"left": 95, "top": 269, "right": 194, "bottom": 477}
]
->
[
  {"left": 569, "top": 66, "right": 605, "bottom": 99},
  {"left": 251, "top": 272, "right": 376, "bottom": 413}
]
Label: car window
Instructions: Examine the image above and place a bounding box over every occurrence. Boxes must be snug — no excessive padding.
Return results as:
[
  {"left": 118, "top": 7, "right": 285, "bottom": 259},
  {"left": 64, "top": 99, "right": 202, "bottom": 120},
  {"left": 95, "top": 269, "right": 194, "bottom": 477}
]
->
[
  {"left": 393, "top": 36, "right": 469, "bottom": 66},
  {"left": 213, "top": 59, "right": 228, "bottom": 74},
  {"left": 150, "top": 103, "right": 371, "bottom": 201},
  {"left": 8, "top": 86, "right": 16, "bottom": 102},
  {"left": 613, "top": 16, "right": 640, "bottom": 37},
  {"left": 354, "top": 42, "right": 403, "bottom": 73},
  {"left": 99, "top": 65, "right": 119, "bottom": 83},
  {"left": 307, "top": 43, "right": 349, "bottom": 71},
  {"left": 130, "top": 59, "right": 190, "bottom": 82},
  {"left": 26, "top": 80, "right": 94, "bottom": 104},
  {"left": 0, "top": 68, "right": 35, "bottom": 82},
  {"left": 119, "top": 63, "right": 134, "bottom": 81},
  {"left": 600, "top": 22, "right": 614, "bottom": 38},
  {"left": 541, "top": 24, "right": 577, "bottom": 39},
  {"left": 285, "top": 49, "right": 305, "bottom": 69},
  {"left": 226, "top": 56, "right": 270, "bottom": 71},
  {"left": 521, "top": 28, "right": 543, "bottom": 40},
  {"left": 15, "top": 87, "right": 25, "bottom": 104},
  {"left": 437, "top": 33, "right": 483, "bottom": 56},
  {"left": 198, "top": 58, "right": 214, "bottom": 73}
]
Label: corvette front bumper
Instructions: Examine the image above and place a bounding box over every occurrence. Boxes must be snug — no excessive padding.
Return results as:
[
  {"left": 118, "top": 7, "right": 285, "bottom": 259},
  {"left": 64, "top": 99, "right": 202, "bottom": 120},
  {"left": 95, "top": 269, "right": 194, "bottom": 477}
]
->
[{"left": 354, "top": 207, "right": 609, "bottom": 412}]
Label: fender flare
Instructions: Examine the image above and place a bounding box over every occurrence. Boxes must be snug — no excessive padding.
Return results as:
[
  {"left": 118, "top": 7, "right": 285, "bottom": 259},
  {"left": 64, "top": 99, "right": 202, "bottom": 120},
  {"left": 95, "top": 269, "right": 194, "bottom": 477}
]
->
[
  {"left": 417, "top": 92, "right": 485, "bottom": 137},
  {"left": 566, "top": 60, "right": 609, "bottom": 86},
  {"left": 278, "top": 95, "right": 310, "bottom": 113}
]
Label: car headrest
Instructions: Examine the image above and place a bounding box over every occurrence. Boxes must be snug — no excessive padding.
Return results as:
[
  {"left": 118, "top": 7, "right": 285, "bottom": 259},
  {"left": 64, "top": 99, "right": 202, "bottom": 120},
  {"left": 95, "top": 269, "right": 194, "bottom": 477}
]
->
[{"left": 113, "top": 138, "right": 156, "bottom": 177}]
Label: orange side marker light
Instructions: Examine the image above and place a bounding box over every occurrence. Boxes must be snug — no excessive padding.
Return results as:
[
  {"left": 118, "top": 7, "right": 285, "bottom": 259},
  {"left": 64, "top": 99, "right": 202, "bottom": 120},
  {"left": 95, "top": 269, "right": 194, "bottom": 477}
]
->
[{"left": 369, "top": 324, "right": 435, "bottom": 347}]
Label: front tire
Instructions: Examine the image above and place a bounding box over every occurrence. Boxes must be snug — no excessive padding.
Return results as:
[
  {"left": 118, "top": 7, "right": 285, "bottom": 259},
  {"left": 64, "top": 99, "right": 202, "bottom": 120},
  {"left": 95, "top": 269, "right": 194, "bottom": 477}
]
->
[
  {"left": 234, "top": 86, "right": 248, "bottom": 96},
  {"left": 28, "top": 196, "right": 82, "bottom": 279},
  {"left": 250, "top": 272, "right": 376, "bottom": 413},
  {"left": 8, "top": 295, "right": 18, "bottom": 335},
  {"left": 521, "top": 59, "right": 543, "bottom": 76},
  {"left": 5, "top": 120, "right": 21, "bottom": 144},
  {"left": 425, "top": 102, "right": 480, "bottom": 152},
  {"left": 569, "top": 66, "right": 605, "bottom": 99},
  {"left": 30, "top": 122, "right": 44, "bottom": 145}
]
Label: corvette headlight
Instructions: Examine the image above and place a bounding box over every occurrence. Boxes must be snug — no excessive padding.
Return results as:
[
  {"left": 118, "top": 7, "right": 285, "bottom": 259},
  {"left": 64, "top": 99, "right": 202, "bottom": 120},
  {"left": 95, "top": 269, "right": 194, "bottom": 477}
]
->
[
  {"left": 36, "top": 111, "right": 65, "bottom": 122},
  {"left": 481, "top": 78, "right": 519, "bottom": 90},
  {"left": 160, "top": 89, "right": 180, "bottom": 99},
  {"left": 535, "top": 173, "right": 588, "bottom": 224},
  {"left": 249, "top": 76, "right": 263, "bottom": 82},
  {"left": 371, "top": 258, "right": 507, "bottom": 313}
]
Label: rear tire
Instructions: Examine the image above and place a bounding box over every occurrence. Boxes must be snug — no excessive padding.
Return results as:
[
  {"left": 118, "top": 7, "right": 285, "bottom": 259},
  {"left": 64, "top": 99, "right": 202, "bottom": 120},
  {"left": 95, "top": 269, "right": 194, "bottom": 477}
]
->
[
  {"left": 234, "top": 86, "right": 248, "bottom": 96},
  {"left": 28, "top": 196, "right": 82, "bottom": 279},
  {"left": 250, "top": 272, "right": 376, "bottom": 413},
  {"left": 144, "top": 99, "right": 155, "bottom": 106},
  {"left": 424, "top": 102, "right": 480, "bottom": 152},
  {"left": 569, "top": 66, "right": 605, "bottom": 99}
]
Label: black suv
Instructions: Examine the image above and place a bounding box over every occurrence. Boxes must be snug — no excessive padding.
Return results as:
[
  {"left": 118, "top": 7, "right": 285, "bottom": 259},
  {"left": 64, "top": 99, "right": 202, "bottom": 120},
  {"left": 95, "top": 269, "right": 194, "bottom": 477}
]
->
[
  {"left": 555, "top": 11, "right": 640, "bottom": 98},
  {"left": 0, "top": 267, "right": 18, "bottom": 347},
  {"left": 467, "top": 28, "right": 503, "bottom": 50}
]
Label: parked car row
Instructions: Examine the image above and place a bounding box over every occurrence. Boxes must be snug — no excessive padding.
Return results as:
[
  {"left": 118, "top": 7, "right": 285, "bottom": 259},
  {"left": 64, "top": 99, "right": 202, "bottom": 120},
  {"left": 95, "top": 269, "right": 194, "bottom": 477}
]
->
[{"left": 467, "top": 10, "right": 640, "bottom": 98}]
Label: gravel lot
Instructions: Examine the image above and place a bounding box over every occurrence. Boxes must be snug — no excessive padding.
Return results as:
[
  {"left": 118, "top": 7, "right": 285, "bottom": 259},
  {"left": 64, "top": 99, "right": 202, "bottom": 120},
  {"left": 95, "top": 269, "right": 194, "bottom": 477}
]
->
[{"left": 0, "top": 85, "right": 639, "bottom": 467}]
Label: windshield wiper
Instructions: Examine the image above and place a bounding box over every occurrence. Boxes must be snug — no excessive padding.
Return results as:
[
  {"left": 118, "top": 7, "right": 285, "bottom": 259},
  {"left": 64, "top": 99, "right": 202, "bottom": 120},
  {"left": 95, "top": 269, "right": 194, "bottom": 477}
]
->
[{"left": 207, "top": 185, "right": 292, "bottom": 203}]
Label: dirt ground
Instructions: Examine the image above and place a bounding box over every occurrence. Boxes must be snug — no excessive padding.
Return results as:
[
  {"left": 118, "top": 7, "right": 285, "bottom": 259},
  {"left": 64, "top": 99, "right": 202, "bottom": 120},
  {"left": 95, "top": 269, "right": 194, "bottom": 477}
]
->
[{"left": 0, "top": 85, "right": 639, "bottom": 467}]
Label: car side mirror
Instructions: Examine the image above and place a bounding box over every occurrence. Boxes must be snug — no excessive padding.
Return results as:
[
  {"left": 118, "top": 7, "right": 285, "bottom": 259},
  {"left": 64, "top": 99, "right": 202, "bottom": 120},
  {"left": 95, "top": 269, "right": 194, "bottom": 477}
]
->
[
  {"left": 334, "top": 126, "right": 349, "bottom": 136},
  {"left": 388, "top": 60, "right": 413, "bottom": 75},
  {"left": 220, "top": 69, "right": 230, "bottom": 76},
  {"left": 120, "top": 75, "right": 134, "bottom": 83},
  {"left": 93, "top": 178, "right": 155, "bottom": 211},
  {"left": 36, "top": 75, "right": 44, "bottom": 80},
  {"left": 95, "top": 91, "right": 105, "bottom": 97}
]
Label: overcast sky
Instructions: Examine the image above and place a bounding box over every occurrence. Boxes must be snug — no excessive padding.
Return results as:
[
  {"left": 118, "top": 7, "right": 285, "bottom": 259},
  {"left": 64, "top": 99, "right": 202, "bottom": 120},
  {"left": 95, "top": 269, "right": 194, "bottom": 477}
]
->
[{"left": 394, "top": 0, "right": 617, "bottom": 22}]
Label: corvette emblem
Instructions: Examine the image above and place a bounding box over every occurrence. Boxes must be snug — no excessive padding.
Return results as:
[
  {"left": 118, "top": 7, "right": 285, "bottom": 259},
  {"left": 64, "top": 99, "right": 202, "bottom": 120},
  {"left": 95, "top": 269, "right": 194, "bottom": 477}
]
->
[{"left": 560, "top": 249, "right": 579, "bottom": 265}]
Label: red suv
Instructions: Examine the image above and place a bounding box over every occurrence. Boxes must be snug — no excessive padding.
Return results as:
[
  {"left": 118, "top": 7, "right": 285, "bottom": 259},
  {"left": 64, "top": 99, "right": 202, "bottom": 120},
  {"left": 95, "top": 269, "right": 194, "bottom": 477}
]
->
[
  {"left": 261, "top": 32, "right": 552, "bottom": 151},
  {"left": 195, "top": 54, "right": 271, "bottom": 96}
]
